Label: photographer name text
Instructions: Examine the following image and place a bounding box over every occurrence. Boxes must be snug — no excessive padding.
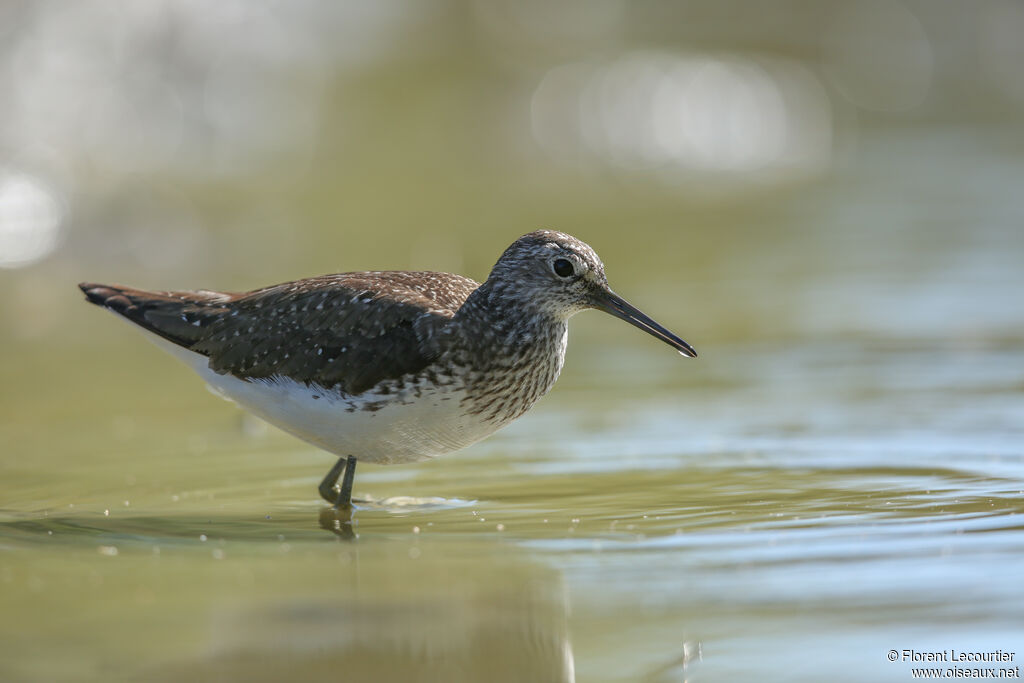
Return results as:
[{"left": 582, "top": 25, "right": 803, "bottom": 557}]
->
[{"left": 900, "top": 651, "right": 1016, "bottom": 664}]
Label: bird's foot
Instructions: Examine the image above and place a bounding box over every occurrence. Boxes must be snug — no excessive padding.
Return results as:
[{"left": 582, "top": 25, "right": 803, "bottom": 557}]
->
[{"left": 318, "top": 455, "right": 357, "bottom": 508}]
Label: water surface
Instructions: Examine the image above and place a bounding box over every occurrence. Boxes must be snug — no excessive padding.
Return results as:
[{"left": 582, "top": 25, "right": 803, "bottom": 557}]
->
[{"left": 3, "top": 329, "right": 1022, "bottom": 682}]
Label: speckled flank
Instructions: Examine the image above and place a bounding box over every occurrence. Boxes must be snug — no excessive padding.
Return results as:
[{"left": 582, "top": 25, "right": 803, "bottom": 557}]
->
[{"left": 79, "top": 230, "right": 691, "bottom": 465}]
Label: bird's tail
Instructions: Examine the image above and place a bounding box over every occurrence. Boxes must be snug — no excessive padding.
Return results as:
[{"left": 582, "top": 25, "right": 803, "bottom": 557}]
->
[{"left": 78, "top": 282, "right": 231, "bottom": 349}]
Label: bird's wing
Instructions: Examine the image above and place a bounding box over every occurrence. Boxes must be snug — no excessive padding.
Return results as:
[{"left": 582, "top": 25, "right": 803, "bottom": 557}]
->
[{"left": 80, "top": 271, "right": 480, "bottom": 396}]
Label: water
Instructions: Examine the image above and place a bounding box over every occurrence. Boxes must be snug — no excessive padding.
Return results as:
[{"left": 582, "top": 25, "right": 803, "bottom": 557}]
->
[
  {"left": 3, "top": 332, "right": 1022, "bottom": 681},
  {"left": 2, "top": 3, "right": 1024, "bottom": 681}
]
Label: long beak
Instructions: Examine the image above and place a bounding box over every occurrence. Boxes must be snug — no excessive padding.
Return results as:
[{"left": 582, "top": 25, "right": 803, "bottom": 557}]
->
[{"left": 591, "top": 289, "right": 697, "bottom": 358}]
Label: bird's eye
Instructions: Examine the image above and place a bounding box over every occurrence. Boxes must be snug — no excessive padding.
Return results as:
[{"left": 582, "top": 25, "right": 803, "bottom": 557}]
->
[{"left": 552, "top": 258, "right": 575, "bottom": 278}]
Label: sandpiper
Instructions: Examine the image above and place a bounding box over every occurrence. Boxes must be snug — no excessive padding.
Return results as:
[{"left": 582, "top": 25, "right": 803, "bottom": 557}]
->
[{"left": 80, "top": 230, "right": 696, "bottom": 508}]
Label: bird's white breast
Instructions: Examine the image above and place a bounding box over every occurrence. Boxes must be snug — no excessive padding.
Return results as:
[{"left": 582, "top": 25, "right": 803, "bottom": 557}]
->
[{"left": 156, "top": 340, "right": 506, "bottom": 464}]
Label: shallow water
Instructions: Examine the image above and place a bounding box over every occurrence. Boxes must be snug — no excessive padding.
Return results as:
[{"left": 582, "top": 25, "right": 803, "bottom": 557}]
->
[
  {"left": 3, "top": 332, "right": 1023, "bottom": 682},
  {"left": 3, "top": 4, "right": 1024, "bottom": 681}
]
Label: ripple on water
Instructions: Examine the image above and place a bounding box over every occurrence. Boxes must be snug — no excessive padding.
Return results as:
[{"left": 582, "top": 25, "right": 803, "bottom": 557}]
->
[{"left": 353, "top": 495, "right": 478, "bottom": 512}]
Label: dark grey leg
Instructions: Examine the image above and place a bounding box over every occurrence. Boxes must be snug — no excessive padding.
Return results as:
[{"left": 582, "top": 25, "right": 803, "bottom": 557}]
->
[
  {"left": 318, "top": 456, "right": 356, "bottom": 506},
  {"left": 337, "top": 455, "right": 357, "bottom": 508}
]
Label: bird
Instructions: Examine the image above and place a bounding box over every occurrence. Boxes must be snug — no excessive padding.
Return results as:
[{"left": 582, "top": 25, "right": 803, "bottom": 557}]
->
[{"left": 79, "top": 230, "right": 696, "bottom": 509}]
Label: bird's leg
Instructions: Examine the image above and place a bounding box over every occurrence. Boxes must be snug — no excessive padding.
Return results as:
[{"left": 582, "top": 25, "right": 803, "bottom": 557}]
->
[
  {"left": 318, "top": 455, "right": 356, "bottom": 506},
  {"left": 318, "top": 456, "right": 346, "bottom": 503},
  {"left": 337, "top": 456, "right": 357, "bottom": 509}
]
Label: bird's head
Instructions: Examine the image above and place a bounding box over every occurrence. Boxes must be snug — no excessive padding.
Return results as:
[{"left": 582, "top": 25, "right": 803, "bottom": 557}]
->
[{"left": 485, "top": 230, "right": 697, "bottom": 357}]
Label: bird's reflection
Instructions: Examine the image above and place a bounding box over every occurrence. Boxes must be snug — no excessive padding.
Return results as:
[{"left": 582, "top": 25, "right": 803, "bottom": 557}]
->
[
  {"left": 318, "top": 504, "right": 356, "bottom": 540},
  {"left": 317, "top": 495, "right": 479, "bottom": 540},
  {"left": 145, "top": 547, "right": 576, "bottom": 682}
]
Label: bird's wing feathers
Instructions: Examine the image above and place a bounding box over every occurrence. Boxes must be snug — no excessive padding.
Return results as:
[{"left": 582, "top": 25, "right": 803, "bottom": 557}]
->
[
  {"left": 79, "top": 283, "right": 233, "bottom": 347},
  {"left": 80, "top": 272, "right": 480, "bottom": 396}
]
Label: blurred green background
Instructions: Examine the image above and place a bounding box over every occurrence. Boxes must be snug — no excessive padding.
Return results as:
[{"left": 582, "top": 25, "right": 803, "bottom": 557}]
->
[{"left": 1, "top": 2, "right": 1023, "bottom": 682}]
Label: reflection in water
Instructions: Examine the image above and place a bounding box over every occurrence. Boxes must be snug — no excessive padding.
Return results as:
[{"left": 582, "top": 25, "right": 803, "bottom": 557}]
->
[
  {"left": 318, "top": 505, "right": 356, "bottom": 540},
  {"left": 150, "top": 551, "right": 576, "bottom": 683},
  {"left": 319, "top": 497, "right": 477, "bottom": 539},
  {"left": 643, "top": 641, "right": 703, "bottom": 683}
]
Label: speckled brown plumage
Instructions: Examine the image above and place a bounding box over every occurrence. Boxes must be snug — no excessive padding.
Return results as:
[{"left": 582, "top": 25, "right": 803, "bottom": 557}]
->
[
  {"left": 80, "top": 230, "right": 696, "bottom": 507},
  {"left": 81, "top": 271, "right": 479, "bottom": 396}
]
